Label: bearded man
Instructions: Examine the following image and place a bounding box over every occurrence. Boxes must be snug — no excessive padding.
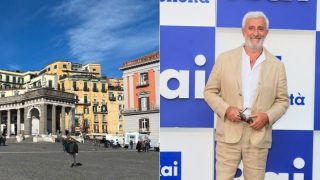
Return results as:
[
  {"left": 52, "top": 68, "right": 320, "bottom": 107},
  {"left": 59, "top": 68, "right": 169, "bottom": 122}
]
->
[{"left": 204, "top": 11, "right": 289, "bottom": 180}]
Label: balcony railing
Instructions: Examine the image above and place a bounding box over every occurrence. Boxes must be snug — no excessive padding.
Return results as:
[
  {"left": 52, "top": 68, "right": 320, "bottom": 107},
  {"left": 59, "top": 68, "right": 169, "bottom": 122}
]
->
[
  {"left": 101, "top": 89, "right": 107, "bottom": 93},
  {"left": 139, "top": 128, "right": 150, "bottom": 133},
  {"left": 83, "top": 87, "right": 90, "bottom": 92},
  {"left": 121, "top": 104, "right": 160, "bottom": 115},
  {"left": 136, "top": 81, "right": 149, "bottom": 88}
]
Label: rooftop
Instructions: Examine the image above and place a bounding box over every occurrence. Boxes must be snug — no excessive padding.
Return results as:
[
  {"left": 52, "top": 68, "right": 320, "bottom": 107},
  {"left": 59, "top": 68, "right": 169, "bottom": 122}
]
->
[{"left": 120, "top": 51, "right": 159, "bottom": 70}]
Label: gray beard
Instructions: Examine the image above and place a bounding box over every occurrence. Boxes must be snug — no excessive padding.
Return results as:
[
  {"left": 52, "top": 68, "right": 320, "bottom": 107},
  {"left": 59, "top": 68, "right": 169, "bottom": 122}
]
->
[{"left": 245, "top": 37, "right": 264, "bottom": 51}]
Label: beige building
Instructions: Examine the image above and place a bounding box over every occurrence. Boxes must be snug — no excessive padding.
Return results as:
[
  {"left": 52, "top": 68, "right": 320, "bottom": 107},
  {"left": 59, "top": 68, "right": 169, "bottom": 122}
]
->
[
  {"left": 0, "top": 61, "right": 124, "bottom": 136},
  {"left": 41, "top": 61, "right": 123, "bottom": 135}
]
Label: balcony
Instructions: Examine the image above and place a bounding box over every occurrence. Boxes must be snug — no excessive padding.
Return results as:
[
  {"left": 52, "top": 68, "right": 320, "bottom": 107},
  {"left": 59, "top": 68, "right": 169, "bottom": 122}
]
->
[
  {"left": 121, "top": 104, "right": 159, "bottom": 115},
  {"left": 93, "top": 88, "right": 99, "bottom": 92},
  {"left": 76, "top": 100, "right": 91, "bottom": 105},
  {"left": 139, "top": 128, "right": 150, "bottom": 133},
  {"left": 136, "top": 81, "right": 149, "bottom": 88},
  {"left": 101, "top": 89, "right": 107, "bottom": 93},
  {"left": 109, "top": 97, "right": 116, "bottom": 101},
  {"left": 83, "top": 87, "right": 90, "bottom": 92}
]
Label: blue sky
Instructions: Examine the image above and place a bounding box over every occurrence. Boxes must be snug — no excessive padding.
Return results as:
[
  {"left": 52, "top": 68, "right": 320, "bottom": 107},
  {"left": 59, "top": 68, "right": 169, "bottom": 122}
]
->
[{"left": 0, "top": 0, "right": 159, "bottom": 78}]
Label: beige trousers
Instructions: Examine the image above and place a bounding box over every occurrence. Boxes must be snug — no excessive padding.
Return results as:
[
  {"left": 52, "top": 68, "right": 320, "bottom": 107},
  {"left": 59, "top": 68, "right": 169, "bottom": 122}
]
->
[{"left": 215, "top": 125, "right": 269, "bottom": 180}]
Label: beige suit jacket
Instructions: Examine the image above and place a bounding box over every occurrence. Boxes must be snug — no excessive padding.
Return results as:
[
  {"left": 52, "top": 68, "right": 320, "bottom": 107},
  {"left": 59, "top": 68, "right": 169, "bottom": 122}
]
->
[{"left": 204, "top": 45, "right": 289, "bottom": 148}]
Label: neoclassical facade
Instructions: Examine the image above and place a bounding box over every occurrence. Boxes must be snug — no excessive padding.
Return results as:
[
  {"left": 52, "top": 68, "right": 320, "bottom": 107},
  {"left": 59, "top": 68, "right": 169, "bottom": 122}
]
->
[
  {"left": 120, "top": 51, "right": 160, "bottom": 143},
  {"left": 0, "top": 88, "right": 76, "bottom": 137}
]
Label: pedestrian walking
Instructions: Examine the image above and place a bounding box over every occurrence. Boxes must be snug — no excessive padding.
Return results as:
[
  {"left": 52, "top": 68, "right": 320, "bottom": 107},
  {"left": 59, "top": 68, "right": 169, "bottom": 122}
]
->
[
  {"left": 64, "top": 136, "right": 82, "bottom": 168},
  {"left": 129, "top": 140, "right": 133, "bottom": 150}
]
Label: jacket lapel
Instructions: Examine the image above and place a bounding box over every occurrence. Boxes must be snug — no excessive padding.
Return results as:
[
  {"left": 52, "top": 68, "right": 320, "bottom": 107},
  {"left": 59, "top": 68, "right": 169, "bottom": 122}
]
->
[
  {"left": 234, "top": 46, "right": 242, "bottom": 95},
  {"left": 251, "top": 48, "right": 272, "bottom": 109}
]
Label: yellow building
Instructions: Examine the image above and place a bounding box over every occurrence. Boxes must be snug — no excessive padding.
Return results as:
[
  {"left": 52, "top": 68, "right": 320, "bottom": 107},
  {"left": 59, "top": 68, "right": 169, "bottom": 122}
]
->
[
  {"left": 107, "top": 78, "right": 124, "bottom": 135},
  {"left": 41, "top": 61, "right": 123, "bottom": 135}
]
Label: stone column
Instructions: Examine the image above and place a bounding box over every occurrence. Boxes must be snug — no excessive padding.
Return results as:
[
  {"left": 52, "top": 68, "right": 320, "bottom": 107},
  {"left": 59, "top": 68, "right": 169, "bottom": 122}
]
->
[
  {"left": 17, "top": 109, "right": 21, "bottom": 135},
  {"left": 61, "top": 106, "right": 65, "bottom": 135},
  {"left": 154, "top": 68, "right": 160, "bottom": 107},
  {"left": 69, "top": 107, "right": 75, "bottom": 134},
  {"left": 129, "top": 74, "right": 134, "bottom": 109},
  {"left": 123, "top": 75, "right": 128, "bottom": 109},
  {"left": 7, "top": 110, "right": 11, "bottom": 138},
  {"left": 24, "top": 107, "right": 31, "bottom": 135},
  {"left": 52, "top": 105, "right": 56, "bottom": 135},
  {"left": 40, "top": 104, "right": 47, "bottom": 134}
]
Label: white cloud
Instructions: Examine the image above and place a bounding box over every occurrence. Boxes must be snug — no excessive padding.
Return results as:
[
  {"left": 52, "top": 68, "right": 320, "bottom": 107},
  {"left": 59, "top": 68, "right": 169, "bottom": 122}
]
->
[
  {"left": 52, "top": 0, "right": 159, "bottom": 64},
  {"left": 7, "top": 64, "right": 21, "bottom": 71}
]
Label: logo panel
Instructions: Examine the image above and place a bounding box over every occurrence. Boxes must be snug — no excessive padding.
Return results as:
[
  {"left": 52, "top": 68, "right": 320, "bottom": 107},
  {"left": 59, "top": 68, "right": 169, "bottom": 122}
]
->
[
  {"left": 160, "top": 26, "right": 215, "bottom": 127},
  {"left": 160, "top": 152, "right": 182, "bottom": 180},
  {"left": 314, "top": 32, "right": 320, "bottom": 130},
  {"left": 216, "top": 0, "right": 316, "bottom": 30}
]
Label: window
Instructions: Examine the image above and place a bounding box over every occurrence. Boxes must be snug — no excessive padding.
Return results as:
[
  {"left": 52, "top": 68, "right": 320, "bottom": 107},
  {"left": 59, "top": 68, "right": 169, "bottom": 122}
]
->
[
  {"left": 94, "top": 124, "right": 99, "bottom": 133},
  {"left": 119, "top": 125, "right": 123, "bottom": 131},
  {"left": 54, "top": 65, "right": 57, "bottom": 69},
  {"left": 109, "top": 92, "right": 116, "bottom": 101},
  {"left": 6, "top": 75, "right": 9, "bottom": 82},
  {"left": 48, "top": 67, "right": 51, "bottom": 71},
  {"left": 1, "top": 92, "right": 5, "bottom": 98},
  {"left": 118, "top": 95, "right": 123, "bottom": 101},
  {"left": 139, "top": 97, "right": 149, "bottom": 111},
  {"left": 93, "top": 106, "right": 97, "bottom": 113},
  {"left": 57, "top": 84, "right": 60, "bottom": 90},
  {"left": 84, "top": 107, "right": 89, "bottom": 114},
  {"left": 61, "top": 82, "right": 65, "bottom": 91},
  {"left": 0, "top": 75, "right": 2, "bottom": 81},
  {"left": 101, "top": 105, "right": 107, "bottom": 112},
  {"left": 139, "top": 72, "right": 148, "bottom": 86},
  {"left": 93, "top": 68, "right": 96, "bottom": 71},
  {"left": 102, "top": 124, "right": 107, "bottom": 133},
  {"left": 73, "top": 81, "right": 77, "bottom": 91},
  {"left": 48, "top": 80, "right": 53, "bottom": 88},
  {"left": 21, "top": 78, "right": 24, "bottom": 84},
  {"left": 101, "top": 83, "right": 106, "bottom": 92},
  {"left": 93, "top": 83, "right": 98, "bottom": 92},
  {"left": 13, "top": 77, "right": 16, "bottom": 83},
  {"left": 84, "top": 82, "right": 89, "bottom": 91},
  {"left": 84, "top": 95, "right": 88, "bottom": 104},
  {"left": 102, "top": 115, "right": 107, "bottom": 123},
  {"left": 94, "top": 115, "right": 98, "bottom": 122},
  {"left": 139, "top": 118, "right": 149, "bottom": 132},
  {"left": 63, "top": 64, "right": 67, "bottom": 69}
]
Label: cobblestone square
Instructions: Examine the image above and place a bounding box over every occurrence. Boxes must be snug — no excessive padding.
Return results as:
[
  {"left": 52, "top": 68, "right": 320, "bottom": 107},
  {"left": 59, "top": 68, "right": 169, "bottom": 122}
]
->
[{"left": 0, "top": 142, "right": 159, "bottom": 180}]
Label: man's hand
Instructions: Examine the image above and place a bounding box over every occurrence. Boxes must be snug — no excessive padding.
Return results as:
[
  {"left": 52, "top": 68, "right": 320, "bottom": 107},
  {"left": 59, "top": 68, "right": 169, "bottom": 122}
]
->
[
  {"left": 225, "top": 106, "right": 241, "bottom": 122},
  {"left": 250, "top": 112, "right": 269, "bottom": 130}
]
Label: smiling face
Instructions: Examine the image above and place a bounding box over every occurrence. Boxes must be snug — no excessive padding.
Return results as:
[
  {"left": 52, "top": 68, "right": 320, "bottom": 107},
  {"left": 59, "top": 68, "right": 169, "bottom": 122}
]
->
[{"left": 242, "top": 17, "right": 268, "bottom": 51}]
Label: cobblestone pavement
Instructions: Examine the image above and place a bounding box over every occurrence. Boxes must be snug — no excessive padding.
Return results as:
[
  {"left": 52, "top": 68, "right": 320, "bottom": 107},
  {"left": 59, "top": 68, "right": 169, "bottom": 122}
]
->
[{"left": 0, "top": 142, "right": 159, "bottom": 180}]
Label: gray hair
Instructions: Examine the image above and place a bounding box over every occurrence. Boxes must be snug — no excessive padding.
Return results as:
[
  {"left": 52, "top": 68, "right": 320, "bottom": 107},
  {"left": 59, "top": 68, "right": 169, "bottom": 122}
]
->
[{"left": 242, "top": 11, "right": 269, "bottom": 30}]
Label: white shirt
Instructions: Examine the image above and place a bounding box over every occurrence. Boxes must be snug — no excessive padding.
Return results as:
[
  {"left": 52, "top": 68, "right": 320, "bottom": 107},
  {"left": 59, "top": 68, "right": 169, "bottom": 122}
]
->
[{"left": 241, "top": 48, "right": 266, "bottom": 114}]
